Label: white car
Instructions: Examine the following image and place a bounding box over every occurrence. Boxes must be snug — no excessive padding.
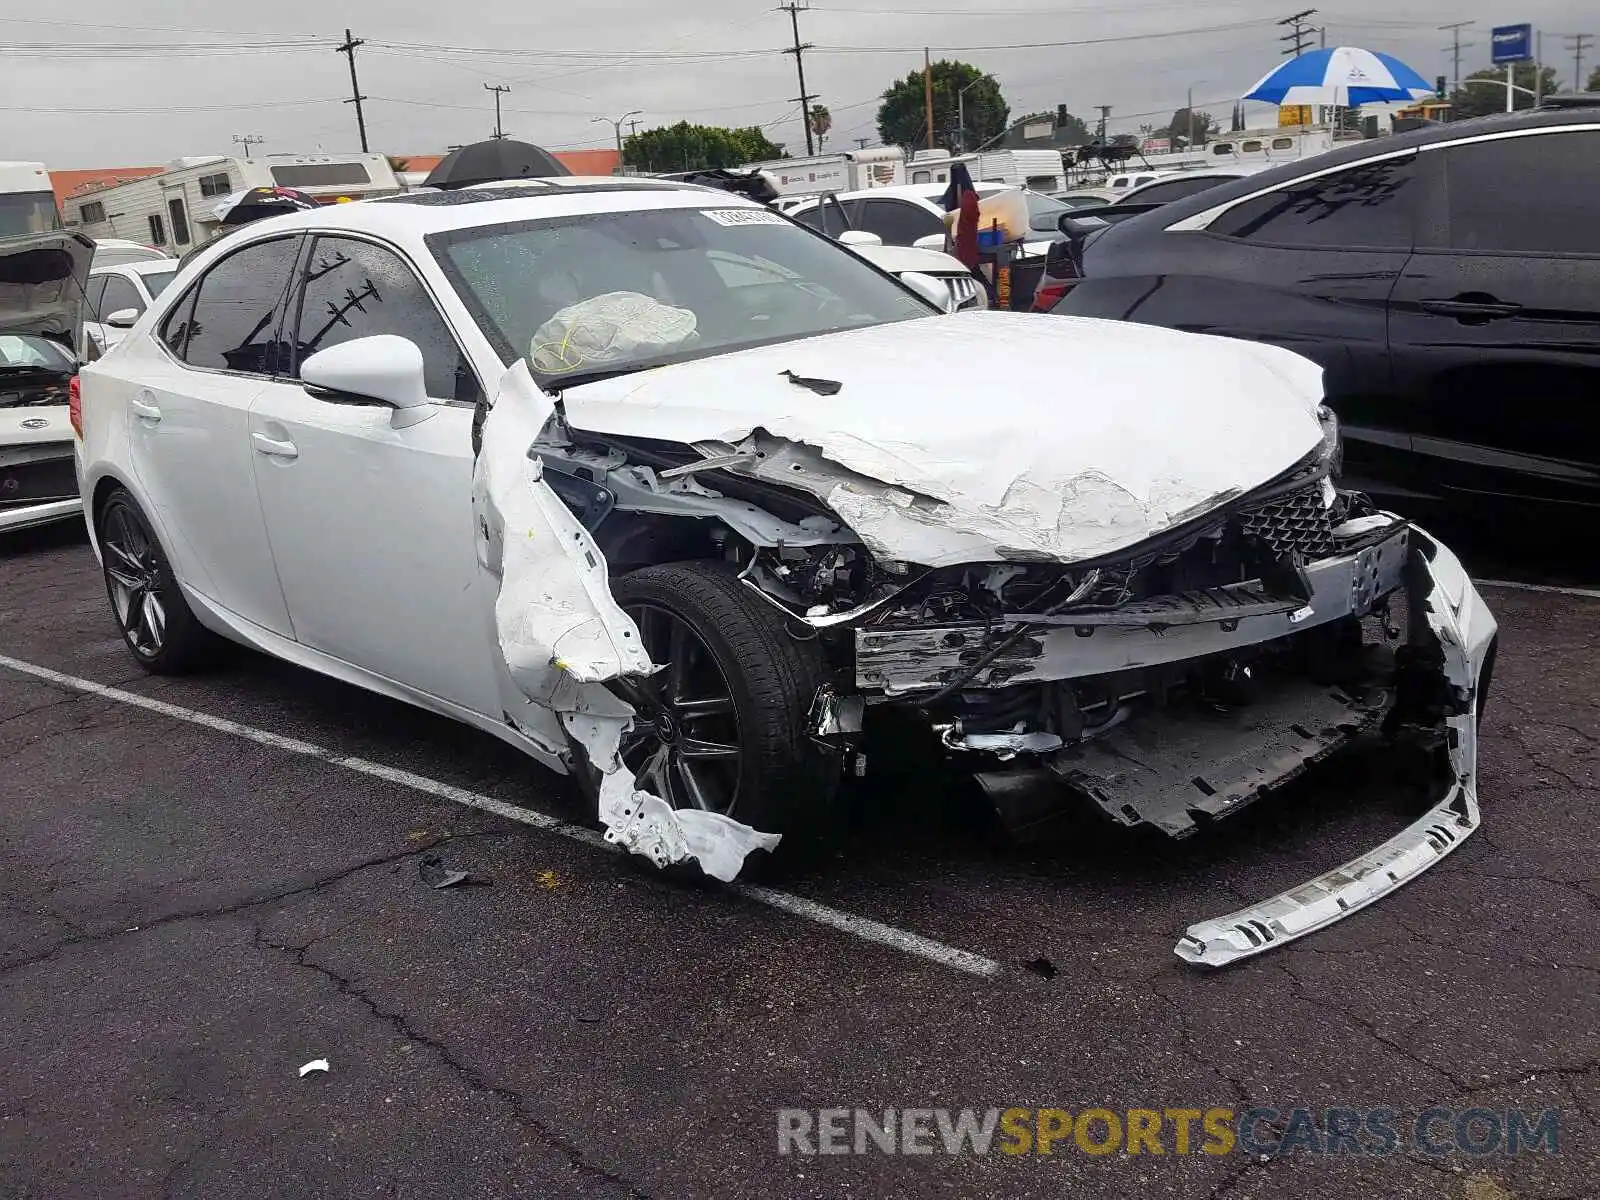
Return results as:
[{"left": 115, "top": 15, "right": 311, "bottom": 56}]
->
[
  {"left": 82, "top": 259, "right": 181, "bottom": 359},
  {"left": 75, "top": 176, "right": 1496, "bottom": 965},
  {"left": 3, "top": 230, "right": 91, "bottom": 532},
  {"left": 89, "top": 239, "right": 172, "bottom": 270}
]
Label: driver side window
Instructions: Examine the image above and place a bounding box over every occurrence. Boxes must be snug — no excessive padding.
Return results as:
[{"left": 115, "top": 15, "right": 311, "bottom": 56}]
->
[{"left": 284, "top": 236, "right": 483, "bottom": 404}]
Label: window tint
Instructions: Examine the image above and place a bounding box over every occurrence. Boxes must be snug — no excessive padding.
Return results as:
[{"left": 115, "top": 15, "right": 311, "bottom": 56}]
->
[
  {"left": 792, "top": 203, "right": 850, "bottom": 238},
  {"left": 1442, "top": 130, "right": 1600, "bottom": 255},
  {"left": 1209, "top": 155, "right": 1416, "bottom": 248},
  {"left": 159, "top": 287, "right": 196, "bottom": 356},
  {"left": 83, "top": 276, "right": 107, "bottom": 319},
  {"left": 860, "top": 199, "right": 945, "bottom": 246},
  {"left": 288, "top": 236, "right": 481, "bottom": 403},
  {"left": 179, "top": 237, "right": 298, "bottom": 373},
  {"left": 100, "top": 276, "right": 144, "bottom": 316},
  {"left": 141, "top": 268, "right": 178, "bottom": 298}
]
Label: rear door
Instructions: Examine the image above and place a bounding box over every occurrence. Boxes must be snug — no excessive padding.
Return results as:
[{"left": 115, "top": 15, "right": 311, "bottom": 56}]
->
[
  {"left": 123, "top": 234, "right": 300, "bottom": 636},
  {"left": 1388, "top": 126, "right": 1600, "bottom": 511},
  {"left": 247, "top": 233, "right": 500, "bottom": 715}
]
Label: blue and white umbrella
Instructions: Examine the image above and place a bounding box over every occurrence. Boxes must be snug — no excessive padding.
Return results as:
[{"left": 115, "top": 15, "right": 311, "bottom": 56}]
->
[{"left": 1245, "top": 46, "right": 1433, "bottom": 107}]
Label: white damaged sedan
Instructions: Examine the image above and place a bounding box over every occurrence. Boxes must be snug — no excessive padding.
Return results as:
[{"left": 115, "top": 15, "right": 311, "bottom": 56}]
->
[{"left": 75, "top": 177, "right": 1497, "bottom": 965}]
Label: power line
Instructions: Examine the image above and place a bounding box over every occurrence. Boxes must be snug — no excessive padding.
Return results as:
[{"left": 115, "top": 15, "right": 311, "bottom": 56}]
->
[
  {"left": 335, "top": 28, "right": 370, "bottom": 154},
  {"left": 812, "top": 18, "right": 1280, "bottom": 53},
  {"left": 779, "top": 2, "right": 820, "bottom": 156}
]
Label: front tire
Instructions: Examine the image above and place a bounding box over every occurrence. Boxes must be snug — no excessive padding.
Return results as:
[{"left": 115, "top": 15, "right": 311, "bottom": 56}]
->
[
  {"left": 96, "top": 488, "right": 219, "bottom": 674},
  {"left": 610, "top": 561, "right": 838, "bottom": 847}
]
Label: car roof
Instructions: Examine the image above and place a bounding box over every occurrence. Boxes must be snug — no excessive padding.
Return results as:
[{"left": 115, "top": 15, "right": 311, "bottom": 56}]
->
[
  {"left": 195, "top": 177, "right": 764, "bottom": 244},
  {"left": 92, "top": 259, "right": 179, "bottom": 278},
  {"left": 1107, "top": 108, "right": 1600, "bottom": 235}
]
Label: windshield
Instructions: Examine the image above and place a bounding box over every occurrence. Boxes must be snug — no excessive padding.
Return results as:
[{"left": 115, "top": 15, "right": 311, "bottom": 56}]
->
[
  {"left": 429, "top": 205, "right": 933, "bottom": 383},
  {"left": 1024, "top": 190, "right": 1071, "bottom": 232},
  {"left": 140, "top": 268, "right": 178, "bottom": 298},
  {"left": 0, "top": 333, "right": 74, "bottom": 374}
]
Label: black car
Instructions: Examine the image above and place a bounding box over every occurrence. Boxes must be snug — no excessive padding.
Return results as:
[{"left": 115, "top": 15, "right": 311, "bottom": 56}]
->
[{"left": 1049, "top": 103, "right": 1600, "bottom": 519}]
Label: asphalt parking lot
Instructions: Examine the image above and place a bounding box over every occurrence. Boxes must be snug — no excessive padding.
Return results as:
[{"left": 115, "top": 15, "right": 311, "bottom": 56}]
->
[{"left": 2, "top": 518, "right": 1596, "bottom": 1199}]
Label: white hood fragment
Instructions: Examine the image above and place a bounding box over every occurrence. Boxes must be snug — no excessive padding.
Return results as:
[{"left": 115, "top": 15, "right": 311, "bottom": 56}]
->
[
  {"left": 562, "top": 311, "right": 1328, "bottom": 565},
  {"left": 473, "top": 362, "right": 780, "bottom": 882}
]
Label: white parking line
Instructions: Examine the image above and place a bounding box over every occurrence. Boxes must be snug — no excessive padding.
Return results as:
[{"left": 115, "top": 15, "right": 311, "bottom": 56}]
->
[
  {"left": 0, "top": 653, "right": 1003, "bottom": 980},
  {"left": 1475, "top": 579, "right": 1600, "bottom": 601}
]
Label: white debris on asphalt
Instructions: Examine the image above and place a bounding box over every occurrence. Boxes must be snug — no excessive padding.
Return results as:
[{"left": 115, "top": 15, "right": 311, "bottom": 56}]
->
[{"left": 298, "top": 1059, "right": 330, "bottom": 1077}]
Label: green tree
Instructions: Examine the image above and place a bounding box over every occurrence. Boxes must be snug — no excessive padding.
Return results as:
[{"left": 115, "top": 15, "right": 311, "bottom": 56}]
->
[
  {"left": 1448, "top": 63, "right": 1561, "bottom": 119},
  {"left": 876, "top": 60, "right": 1008, "bottom": 151},
  {"left": 622, "top": 122, "right": 786, "bottom": 172},
  {"left": 1163, "top": 107, "right": 1218, "bottom": 146},
  {"left": 1588, "top": 65, "right": 1600, "bottom": 92}
]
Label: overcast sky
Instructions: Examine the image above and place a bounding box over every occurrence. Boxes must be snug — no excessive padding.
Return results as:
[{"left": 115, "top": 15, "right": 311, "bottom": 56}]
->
[{"left": 5, "top": 1, "right": 1593, "bottom": 169}]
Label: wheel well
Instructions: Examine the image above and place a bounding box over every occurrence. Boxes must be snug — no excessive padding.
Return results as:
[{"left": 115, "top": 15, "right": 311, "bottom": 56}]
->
[{"left": 88, "top": 476, "right": 128, "bottom": 540}]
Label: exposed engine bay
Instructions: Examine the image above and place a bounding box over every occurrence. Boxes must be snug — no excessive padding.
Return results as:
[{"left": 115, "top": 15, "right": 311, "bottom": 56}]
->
[{"left": 473, "top": 358, "right": 1495, "bottom": 967}]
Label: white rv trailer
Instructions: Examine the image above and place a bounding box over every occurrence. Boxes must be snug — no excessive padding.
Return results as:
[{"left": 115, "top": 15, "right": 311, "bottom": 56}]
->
[
  {"left": 901, "top": 149, "right": 1067, "bottom": 193},
  {"left": 66, "top": 153, "right": 402, "bottom": 254},
  {"left": 0, "top": 162, "right": 61, "bottom": 238},
  {"left": 744, "top": 146, "right": 907, "bottom": 198}
]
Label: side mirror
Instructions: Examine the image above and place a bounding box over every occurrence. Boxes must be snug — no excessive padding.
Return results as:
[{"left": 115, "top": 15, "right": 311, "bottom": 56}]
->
[
  {"left": 106, "top": 308, "right": 140, "bottom": 328},
  {"left": 899, "top": 271, "right": 955, "bottom": 313},
  {"left": 301, "top": 335, "right": 435, "bottom": 427},
  {"left": 912, "top": 233, "right": 947, "bottom": 252},
  {"left": 837, "top": 229, "right": 883, "bottom": 248}
]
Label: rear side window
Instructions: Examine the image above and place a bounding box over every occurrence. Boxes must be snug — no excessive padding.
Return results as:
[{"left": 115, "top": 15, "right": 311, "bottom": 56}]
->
[
  {"left": 792, "top": 203, "right": 849, "bottom": 237},
  {"left": 1441, "top": 130, "right": 1600, "bottom": 255},
  {"left": 170, "top": 237, "right": 298, "bottom": 373},
  {"left": 83, "top": 276, "right": 107, "bottom": 319},
  {"left": 286, "top": 236, "right": 482, "bottom": 403},
  {"left": 1208, "top": 155, "right": 1417, "bottom": 248}
]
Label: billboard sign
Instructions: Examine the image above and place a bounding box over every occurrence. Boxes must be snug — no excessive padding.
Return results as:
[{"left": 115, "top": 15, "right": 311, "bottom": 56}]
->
[{"left": 1491, "top": 24, "right": 1534, "bottom": 64}]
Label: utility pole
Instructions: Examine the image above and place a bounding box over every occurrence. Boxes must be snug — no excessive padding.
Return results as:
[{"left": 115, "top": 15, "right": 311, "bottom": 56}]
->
[
  {"left": 779, "top": 3, "right": 818, "bottom": 156},
  {"left": 627, "top": 118, "right": 642, "bottom": 137},
  {"left": 1439, "top": 21, "right": 1474, "bottom": 96},
  {"left": 1094, "top": 104, "right": 1112, "bottom": 143},
  {"left": 1278, "top": 9, "right": 1318, "bottom": 57},
  {"left": 232, "top": 134, "right": 264, "bottom": 160},
  {"left": 484, "top": 84, "right": 510, "bottom": 140},
  {"left": 335, "top": 28, "right": 369, "bottom": 153},
  {"left": 854, "top": 136, "right": 870, "bottom": 148},
  {"left": 1567, "top": 33, "right": 1592, "bottom": 91},
  {"left": 923, "top": 48, "right": 935, "bottom": 150}
]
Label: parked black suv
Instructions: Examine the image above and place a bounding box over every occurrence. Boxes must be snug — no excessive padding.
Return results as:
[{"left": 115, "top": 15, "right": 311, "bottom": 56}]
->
[{"left": 1050, "top": 105, "right": 1600, "bottom": 519}]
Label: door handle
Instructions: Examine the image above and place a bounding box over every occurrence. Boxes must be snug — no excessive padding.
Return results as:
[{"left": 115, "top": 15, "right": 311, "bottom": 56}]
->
[
  {"left": 129, "top": 394, "right": 162, "bottom": 421},
  {"left": 251, "top": 432, "right": 299, "bottom": 460},
  {"left": 1417, "top": 297, "right": 1523, "bottom": 322}
]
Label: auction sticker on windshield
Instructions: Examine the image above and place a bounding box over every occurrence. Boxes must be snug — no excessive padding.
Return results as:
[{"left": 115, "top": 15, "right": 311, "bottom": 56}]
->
[{"left": 701, "top": 209, "right": 787, "bottom": 226}]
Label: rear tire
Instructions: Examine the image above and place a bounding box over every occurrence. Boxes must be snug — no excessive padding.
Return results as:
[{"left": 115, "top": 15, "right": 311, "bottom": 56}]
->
[
  {"left": 96, "top": 488, "right": 220, "bottom": 674},
  {"left": 610, "top": 561, "right": 839, "bottom": 849}
]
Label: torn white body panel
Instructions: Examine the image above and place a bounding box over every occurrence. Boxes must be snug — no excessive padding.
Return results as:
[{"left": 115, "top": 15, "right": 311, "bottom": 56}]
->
[
  {"left": 562, "top": 311, "right": 1326, "bottom": 565},
  {"left": 473, "top": 362, "right": 782, "bottom": 882},
  {"left": 1174, "top": 527, "right": 1497, "bottom": 967}
]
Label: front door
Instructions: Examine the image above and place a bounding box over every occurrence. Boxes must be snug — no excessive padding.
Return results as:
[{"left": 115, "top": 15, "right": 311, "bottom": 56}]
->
[
  {"left": 1387, "top": 127, "right": 1600, "bottom": 511},
  {"left": 248, "top": 233, "right": 501, "bottom": 715},
  {"left": 121, "top": 234, "right": 301, "bottom": 637}
]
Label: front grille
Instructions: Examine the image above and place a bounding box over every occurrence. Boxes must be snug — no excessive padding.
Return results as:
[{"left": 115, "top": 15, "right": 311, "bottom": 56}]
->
[
  {"left": 0, "top": 456, "right": 78, "bottom": 509},
  {"left": 1238, "top": 482, "right": 1335, "bottom": 561},
  {"left": 937, "top": 273, "right": 986, "bottom": 311}
]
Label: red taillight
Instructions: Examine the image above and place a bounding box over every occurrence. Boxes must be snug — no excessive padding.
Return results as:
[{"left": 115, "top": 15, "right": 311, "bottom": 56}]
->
[
  {"left": 1032, "top": 280, "right": 1078, "bottom": 312},
  {"left": 69, "top": 375, "right": 83, "bottom": 438}
]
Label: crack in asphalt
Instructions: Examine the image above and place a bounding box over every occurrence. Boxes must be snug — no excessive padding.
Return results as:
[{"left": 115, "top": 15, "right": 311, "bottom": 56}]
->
[
  {"left": 250, "top": 921, "right": 652, "bottom": 1199},
  {"left": 0, "top": 844, "right": 448, "bottom": 977}
]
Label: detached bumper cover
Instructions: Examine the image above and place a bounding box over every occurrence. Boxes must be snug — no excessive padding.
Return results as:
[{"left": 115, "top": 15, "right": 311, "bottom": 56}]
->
[{"left": 1175, "top": 526, "right": 1496, "bottom": 967}]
